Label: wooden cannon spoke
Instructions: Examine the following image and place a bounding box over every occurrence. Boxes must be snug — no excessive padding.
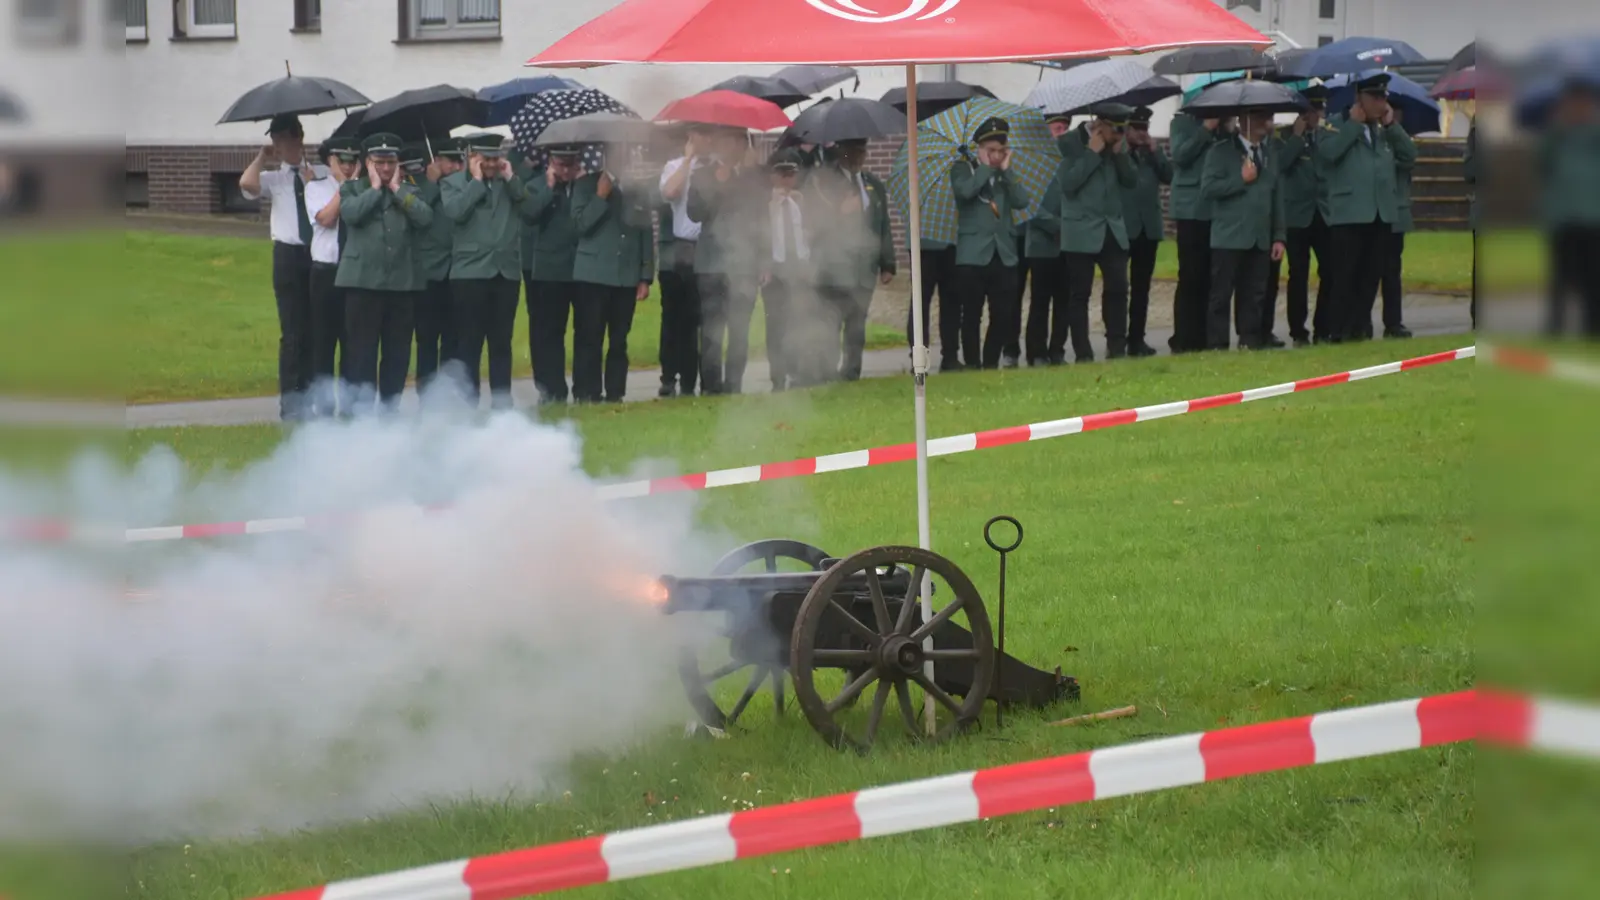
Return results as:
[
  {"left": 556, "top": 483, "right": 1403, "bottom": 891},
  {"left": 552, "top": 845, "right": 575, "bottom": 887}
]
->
[
  {"left": 829, "top": 599, "right": 884, "bottom": 647},
  {"left": 865, "top": 566, "right": 892, "bottom": 634},
  {"left": 863, "top": 680, "right": 892, "bottom": 745},
  {"left": 824, "top": 667, "right": 879, "bottom": 714},
  {"left": 809, "top": 648, "right": 875, "bottom": 665},
  {"left": 909, "top": 592, "right": 966, "bottom": 645},
  {"left": 922, "top": 648, "right": 983, "bottom": 662},
  {"left": 894, "top": 565, "right": 926, "bottom": 635},
  {"left": 895, "top": 680, "right": 919, "bottom": 733},
  {"left": 726, "top": 665, "right": 769, "bottom": 725},
  {"left": 910, "top": 671, "right": 965, "bottom": 717}
]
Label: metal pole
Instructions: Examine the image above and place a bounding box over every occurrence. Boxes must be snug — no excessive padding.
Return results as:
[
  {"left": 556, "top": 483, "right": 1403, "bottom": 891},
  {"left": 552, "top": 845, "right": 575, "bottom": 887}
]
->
[{"left": 904, "top": 64, "right": 936, "bottom": 737}]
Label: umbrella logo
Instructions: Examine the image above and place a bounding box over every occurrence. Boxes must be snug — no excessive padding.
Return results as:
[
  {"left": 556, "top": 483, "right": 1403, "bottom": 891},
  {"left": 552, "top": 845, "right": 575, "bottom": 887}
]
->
[
  {"left": 805, "top": 0, "right": 960, "bottom": 24},
  {"left": 1355, "top": 48, "right": 1395, "bottom": 61}
]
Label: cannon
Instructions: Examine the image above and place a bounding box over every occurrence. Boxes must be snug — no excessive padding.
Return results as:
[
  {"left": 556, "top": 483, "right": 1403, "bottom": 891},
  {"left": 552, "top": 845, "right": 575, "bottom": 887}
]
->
[{"left": 661, "top": 532, "right": 1079, "bottom": 753}]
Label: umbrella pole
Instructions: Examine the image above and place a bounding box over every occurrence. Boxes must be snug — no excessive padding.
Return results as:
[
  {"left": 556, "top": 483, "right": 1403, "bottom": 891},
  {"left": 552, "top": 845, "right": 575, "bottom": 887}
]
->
[{"left": 904, "top": 64, "right": 936, "bottom": 738}]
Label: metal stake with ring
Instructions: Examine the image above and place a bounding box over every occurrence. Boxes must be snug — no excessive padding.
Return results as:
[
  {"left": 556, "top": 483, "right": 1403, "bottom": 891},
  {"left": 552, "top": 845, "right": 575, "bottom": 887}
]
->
[{"left": 983, "top": 515, "right": 1023, "bottom": 729}]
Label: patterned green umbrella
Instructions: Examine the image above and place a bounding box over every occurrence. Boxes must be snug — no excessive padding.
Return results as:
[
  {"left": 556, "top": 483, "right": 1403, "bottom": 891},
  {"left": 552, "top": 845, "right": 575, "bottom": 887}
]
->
[{"left": 886, "top": 97, "right": 1060, "bottom": 247}]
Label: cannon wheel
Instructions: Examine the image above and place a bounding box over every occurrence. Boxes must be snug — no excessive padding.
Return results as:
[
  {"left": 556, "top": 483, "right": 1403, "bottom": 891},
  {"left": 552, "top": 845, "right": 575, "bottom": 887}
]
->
[
  {"left": 677, "top": 539, "right": 832, "bottom": 730},
  {"left": 789, "top": 546, "right": 995, "bottom": 753}
]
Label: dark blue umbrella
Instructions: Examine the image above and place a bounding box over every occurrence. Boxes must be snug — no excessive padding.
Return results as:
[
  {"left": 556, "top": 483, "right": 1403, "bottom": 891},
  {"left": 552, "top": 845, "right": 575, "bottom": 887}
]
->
[
  {"left": 1325, "top": 71, "right": 1442, "bottom": 135},
  {"left": 1277, "top": 37, "right": 1428, "bottom": 78},
  {"left": 479, "top": 76, "right": 585, "bottom": 127},
  {"left": 1513, "top": 38, "right": 1600, "bottom": 127}
]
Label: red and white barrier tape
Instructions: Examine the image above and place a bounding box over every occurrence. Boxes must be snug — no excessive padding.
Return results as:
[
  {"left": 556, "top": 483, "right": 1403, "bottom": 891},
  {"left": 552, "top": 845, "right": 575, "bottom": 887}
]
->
[
  {"left": 10, "top": 346, "right": 1474, "bottom": 546},
  {"left": 1478, "top": 341, "right": 1600, "bottom": 388},
  {"left": 242, "top": 688, "right": 1600, "bottom": 900}
]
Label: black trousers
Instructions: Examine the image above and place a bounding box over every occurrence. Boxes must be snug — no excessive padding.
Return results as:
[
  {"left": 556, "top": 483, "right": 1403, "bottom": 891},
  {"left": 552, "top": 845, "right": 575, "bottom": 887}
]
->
[
  {"left": 657, "top": 258, "right": 702, "bottom": 394},
  {"left": 1376, "top": 230, "right": 1407, "bottom": 330},
  {"left": 526, "top": 276, "right": 573, "bottom": 404},
  {"left": 1208, "top": 248, "right": 1272, "bottom": 349},
  {"left": 1172, "top": 220, "right": 1211, "bottom": 353},
  {"left": 1064, "top": 234, "right": 1131, "bottom": 360},
  {"left": 823, "top": 283, "right": 873, "bottom": 381},
  {"left": 1006, "top": 236, "right": 1028, "bottom": 359},
  {"left": 952, "top": 258, "right": 1019, "bottom": 369},
  {"left": 452, "top": 276, "right": 520, "bottom": 408},
  {"left": 1268, "top": 214, "right": 1330, "bottom": 342},
  {"left": 762, "top": 275, "right": 796, "bottom": 390},
  {"left": 308, "top": 262, "right": 346, "bottom": 417},
  {"left": 343, "top": 288, "right": 414, "bottom": 413},
  {"left": 414, "top": 278, "right": 456, "bottom": 396},
  {"left": 1325, "top": 220, "right": 1390, "bottom": 341},
  {"left": 1552, "top": 225, "right": 1600, "bottom": 336},
  {"left": 907, "top": 246, "right": 961, "bottom": 367},
  {"left": 1127, "top": 237, "right": 1160, "bottom": 344},
  {"left": 572, "top": 282, "right": 638, "bottom": 403},
  {"left": 1024, "top": 254, "right": 1069, "bottom": 363},
  {"left": 272, "top": 241, "right": 314, "bottom": 420},
  {"left": 697, "top": 273, "right": 757, "bottom": 395}
]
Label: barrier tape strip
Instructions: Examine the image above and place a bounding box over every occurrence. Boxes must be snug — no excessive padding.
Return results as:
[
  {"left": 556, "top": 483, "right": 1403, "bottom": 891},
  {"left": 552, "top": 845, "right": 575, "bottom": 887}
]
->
[
  {"left": 1478, "top": 341, "right": 1600, "bottom": 388},
  {"left": 11, "top": 346, "right": 1475, "bottom": 546},
  {"left": 247, "top": 688, "right": 1600, "bottom": 900}
]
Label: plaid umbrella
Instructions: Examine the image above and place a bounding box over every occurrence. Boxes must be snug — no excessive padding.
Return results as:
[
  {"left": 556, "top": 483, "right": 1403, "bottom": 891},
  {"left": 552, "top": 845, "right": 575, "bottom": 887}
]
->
[
  {"left": 509, "top": 88, "right": 637, "bottom": 171},
  {"left": 886, "top": 97, "right": 1060, "bottom": 247},
  {"left": 1023, "top": 59, "right": 1162, "bottom": 115}
]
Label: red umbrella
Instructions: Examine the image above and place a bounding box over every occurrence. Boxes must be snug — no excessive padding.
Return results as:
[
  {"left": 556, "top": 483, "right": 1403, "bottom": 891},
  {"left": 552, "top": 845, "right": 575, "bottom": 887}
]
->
[
  {"left": 654, "top": 90, "right": 793, "bottom": 130},
  {"left": 528, "top": 0, "right": 1268, "bottom": 67}
]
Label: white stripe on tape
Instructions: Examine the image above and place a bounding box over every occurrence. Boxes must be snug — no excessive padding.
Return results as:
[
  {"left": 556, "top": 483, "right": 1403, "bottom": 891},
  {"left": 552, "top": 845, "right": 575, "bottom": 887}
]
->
[
  {"left": 1134, "top": 400, "right": 1191, "bottom": 422},
  {"left": 126, "top": 526, "right": 185, "bottom": 543},
  {"left": 1027, "top": 417, "right": 1085, "bottom": 441},
  {"left": 321, "top": 859, "right": 470, "bottom": 900},
  {"left": 597, "top": 479, "right": 653, "bottom": 501},
  {"left": 1241, "top": 382, "right": 1295, "bottom": 402},
  {"left": 855, "top": 772, "right": 978, "bottom": 839},
  {"left": 704, "top": 466, "right": 762, "bottom": 488},
  {"left": 245, "top": 517, "right": 308, "bottom": 534},
  {"left": 928, "top": 433, "right": 978, "bottom": 456},
  {"left": 1310, "top": 698, "right": 1421, "bottom": 763},
  {"left": 1530, "top": 697, "right": 1600, "bottom": 758},
  {"left": 1089, "top": 733, "right": 1206, "bottom": 800},
  {"left": 814, "top": 449, "right": 871, "bottom": 473},
  {"left": 601, "top": 814, "right": 737, "bottom": 881},
  {"left": 1348, "top": 361, "right": 1402, "bottom": 381},
  {"left": 1456, "top": 346, "right": 1477, "bottom": 360}
]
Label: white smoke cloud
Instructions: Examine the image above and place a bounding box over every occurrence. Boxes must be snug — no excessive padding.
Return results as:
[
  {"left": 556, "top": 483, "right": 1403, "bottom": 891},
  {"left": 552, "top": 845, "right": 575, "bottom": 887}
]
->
[{"left": 0, "top": 408, "right": 721, "bottom": 844}]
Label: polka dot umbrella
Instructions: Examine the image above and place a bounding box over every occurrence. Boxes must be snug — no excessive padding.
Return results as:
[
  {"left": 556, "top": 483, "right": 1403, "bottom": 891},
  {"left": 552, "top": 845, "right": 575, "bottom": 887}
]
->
[{"left": 508, "top": 88, "right": 637, "bottom": 171}]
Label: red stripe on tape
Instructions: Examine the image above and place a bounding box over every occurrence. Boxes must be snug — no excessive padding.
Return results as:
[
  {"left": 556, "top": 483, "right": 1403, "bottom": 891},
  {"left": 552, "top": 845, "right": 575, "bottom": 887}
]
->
[
  {"left": 12, "top": 519, "right": 70, "bottom": 541},
  {"left": 868, "top": 442, "right": 917, "bottom": 465},
  {"left": 1491, "top": 346, "right": 1551, "bottom": 375},
  {"left": 1189, "top": 391, "right": 1244, "bottom": 412},
  {"left": 1080, "top": 409, "right": 1138, "bottom": 432},
  {"left": 251, "top": 890, "right": 323, "bottom": 900},
  {"left": 1399, "top": 349, "right": 1463, "bottom": 371},
  {"left": 465, "top": 837, "right": 608, "bottom": 899},
  {"left": 650, "top": 473, "right": 708, "bottom": 494},
  {"left": 973, "top": 424, "right": 1032, "bottom": 449},
  {"left": 183, "top": 520, "right": 246, "bottom": 538},
  {"left": 1293, "top": 372, "right": 1351, "bottom": 391},
  {"left": 1200, "top": 716, "right": 1314, "bottom": 781},
  {"left": 731, "top": 793, "right": 861, "bottom": 858},
  {"left": 1477, "top": 688, "right": 1535, "bottom": 748},
  {"left": 760, "top": 457, "right": 819, "bottom": 481},
  {"left": 1416, "top": 690, "right": 1477, "bottom": 747},
  {"left": 971, "top": 750, "right": 1094, "bottom": 818}
]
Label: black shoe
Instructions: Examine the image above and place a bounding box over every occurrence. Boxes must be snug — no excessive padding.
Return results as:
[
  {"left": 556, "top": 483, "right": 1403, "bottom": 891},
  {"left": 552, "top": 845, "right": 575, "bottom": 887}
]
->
[
  {"left": 1000, "top": 354, "right": 1020, "bottom": 369},
  {"left": 1127, "top": 339, "right": 1158, "bottom": 358},
  {"left": 1048, "top": 352, "right": 1067, "bottom": 366},
  {"left": 1384, "top": 325, "right": 1413, "bottom": 339},
  {"left": 940, "top": 360, "right": 966, "bottom": 373},
  {"left": 658, "top": 382, "right": 676, "bottom": 398},
  {"left": 1075, "top": 354, "right": 1096, "bottom": 364},
  {"left": 1262, "top": 334, "right": 1287, "bottom": 349},
  {"left": 1291, "top": 334, "right": 1311, "bottom": 348}
]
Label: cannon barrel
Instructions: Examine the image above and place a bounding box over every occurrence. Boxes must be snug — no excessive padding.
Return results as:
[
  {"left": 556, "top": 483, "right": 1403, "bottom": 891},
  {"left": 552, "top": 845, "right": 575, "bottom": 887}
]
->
[{"left": 659, "top": 567, "right": 915, "bottom": 614}]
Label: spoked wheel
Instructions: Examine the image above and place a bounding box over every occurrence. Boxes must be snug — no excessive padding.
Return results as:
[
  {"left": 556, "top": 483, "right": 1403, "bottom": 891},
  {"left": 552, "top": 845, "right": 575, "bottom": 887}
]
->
[
  {"left": 790, "top": 546, "right": 995, "bottom": 753},
  {"left": 677, "top": 539, "right": 831, "bottom": 730}
]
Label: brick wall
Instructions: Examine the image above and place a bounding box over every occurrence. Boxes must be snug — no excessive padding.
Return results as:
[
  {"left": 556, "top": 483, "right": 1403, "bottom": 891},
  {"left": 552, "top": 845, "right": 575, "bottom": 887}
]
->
[{"left": 128, "top": 145, "right": 264, "bottom": 214}]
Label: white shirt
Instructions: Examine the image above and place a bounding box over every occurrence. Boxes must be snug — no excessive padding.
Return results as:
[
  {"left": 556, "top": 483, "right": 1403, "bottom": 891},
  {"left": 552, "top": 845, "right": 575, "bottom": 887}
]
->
[
  {"left": 769, "top": 193, "right": 810, "bottom": 264},
  {"left": 243, "top": 162, "right": 329, "bottom": 246},
  {"left": 303, "top": 177, "right": 342, "bottom": 265},
  {"left": 659, "top": 156, "right": 703, "bottom": 242}
]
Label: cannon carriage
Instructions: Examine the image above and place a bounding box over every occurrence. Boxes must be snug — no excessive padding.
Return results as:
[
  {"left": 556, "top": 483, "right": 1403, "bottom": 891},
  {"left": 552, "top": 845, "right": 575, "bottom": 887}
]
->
[{"left": 660, "top": 534, "right": 1078, "bottom": 752}]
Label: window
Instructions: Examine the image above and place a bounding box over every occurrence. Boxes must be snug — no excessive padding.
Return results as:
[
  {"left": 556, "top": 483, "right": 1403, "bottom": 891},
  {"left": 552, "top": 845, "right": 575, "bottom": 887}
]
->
[
  {"left": 1225, "top": 0, "right": 1263, "bottom": 11},
  {"left": 294, "top": 0, "right": 321, "bottom": 31},
  {"left": 176, "top": 0, "right": 236, "bottom": 39},
  {"left": 1317, "top": 35, "right": 1335, "bottom": 47},
  {"left": 401, "top": 0, "right": 501, "bottom": 41},
  {"left": 126, "top": 0, "right": 147, "bottom": 41},
  {"left": 17, "top": 0, "right": 81, "bottom": 44},
  {"left": 1318, "top": 0, "right": 1337, "bottom": 19}
]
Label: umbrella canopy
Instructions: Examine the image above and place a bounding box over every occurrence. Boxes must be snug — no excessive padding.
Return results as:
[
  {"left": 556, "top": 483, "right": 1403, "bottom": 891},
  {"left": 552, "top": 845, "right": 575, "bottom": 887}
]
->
[
  {"left": 771, "top": 65, "right": 858, "bottom": 94},
  {"left": 886, "top": 96, "right": 1060, "bottom": 246},
  {"left": 531, "top": 111, "right": 655, "bottom": 147},
  {"left": 1430, "top": 65, "right": 1504, "bottom": 101},
  {"left": 1513, "top": 38, "right": 1600, "bottom": 127},
  {"left": 881, "top": 81, "right": 998, "bottom": 121},
  {"left": 708, "top": 75, "right": 812, "bottom": 109},
  {"left": 529, "top": 0, "right": 1272, "bottom": 67},
  {"left": 509, "top": 87, "right": 637, "bottom": 169},
  {"left": 217, "top": 75, "right": 370, "bottom": 124},
  {"left": 1442, "top": 42, "right": 1475, "bottom": 79},
  {"left": 1183, "top": 79, "right": 1309, "bottom": 116},
  {"left": 788, "top": 97, "right": 906, "bottom": 144},
  {"left": 1153, "top": 45, "right": 1271, "bottom": 76},
  {"left": 655, "top": 90, "right": 792, "bottom": 130},
  {"left": 1181, "top": 69, "right": 1248, "bottom": 103},
  {"left": 1023, "top": 58, "right": 1167, "bottom": 115},
  {"left": 478, "top": 76, "right": 585, "bottom": 127},
  {"left": 1324, "top": 71, "right": 1441, "bottom": 135},
  {"left": 353, "top": 85, "right": 488, "bottom": 142},
  {"left": 1276, "top": 36, "right": 1428, "bottom": 78}
]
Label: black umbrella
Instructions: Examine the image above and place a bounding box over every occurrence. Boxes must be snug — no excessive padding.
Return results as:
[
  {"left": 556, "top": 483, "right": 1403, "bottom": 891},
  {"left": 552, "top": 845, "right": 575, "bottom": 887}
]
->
[
  {"left": 532, "top": 112, "right": 654, "bottom": 147},
  {"left": 787, "top": 97, "right": 906, "bottom": 144},
  {"left": 880, "top": 81, "right": 997, "bottom": 122},
  {"left": 1275, "top": 37, "right": 1428, "bottom": 78},
  {"left": 1034, "top": 56, "right": 1111, "bottom": 71},
  {"left": 710, "top": 75, "right": 811, "bottom": 110},
  {"left": 770, "top": 65, "right": 858, "bottom": 95},
  {"left": 353, "top": 85, "right": 488, "bottom": 142},
  {"left": 1104, "top": 74, "right": 1183, "bottom": 110},
  {"left": 1183, "top": 79, "right": 1310, "bottom": 116},
  {"left": 1265, "top": 47, "right": 1315, "bottom": 82},
  {"left": 217, "top": 74, "right": 370, "bottom": 124},
  {"left": 1153, "top": 46, "right": 1272, "bottom": 76},
  {"left": 1442, "top": 42, "right": 1475, "bottom": 78}
]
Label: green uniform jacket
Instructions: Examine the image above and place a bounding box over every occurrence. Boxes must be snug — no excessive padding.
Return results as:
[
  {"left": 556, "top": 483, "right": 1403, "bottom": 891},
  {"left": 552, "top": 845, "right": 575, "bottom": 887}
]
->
[
  {"left": 804, "top": 165, "right": 898, "bottom": 291},
  {"left": 1121, "top": 144, "right": 1173, "bottom": 242},
  {"left": 1539, "top": 122, "right": 1600, "bottom": 227},
  {"left": 951, "top": 157, "right": 1030, "bottom": 267},
  {"left": 570, "top": 173, "right": 656, "bottom": 289},
  {"left": 410, "top": 178, "right": 453, "bottom": 284},
  {"left": 525, "top": 174, "right": 580, "bottom": 282},
  {"left": 1462, "top": 124, "right": 1479, "bottom": 230},
  {"left": 1024, "top": 171, "right": 1062, "bottom": 259},
  {"left": 686, "top": 164, "right": 771, "bottom": 278},
  {"left": 439, "top": 170, "right": 534, "bottom": 281},
  {"left": 1200, "top": 137, "right": 1286, "bottom": 252},
  {"left": 1169, "top": 115, "right": 1224, "bottom": 221},
  {"left": 520, "top": 166, "right": 543, "bottom": 274},
  {"left": 1271, "top": 126, "right": 1322, "bottom": 230},
  {"left": 1393, "top": 159, "right": 1416, "bottom": 234},
  {"left": 334, "top": 180, "right": 433, "bottom": 292},
  {"left": 1057, "top": 124, "right": 1136, "bottom": 254},
  {"left": 1316, "top": 115, "right": 1417, "bottom": 227}
]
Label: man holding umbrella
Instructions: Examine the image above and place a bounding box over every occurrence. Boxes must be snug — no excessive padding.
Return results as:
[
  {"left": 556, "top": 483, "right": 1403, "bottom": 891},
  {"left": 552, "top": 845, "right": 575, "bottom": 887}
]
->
[
  {"left": 1201, "top": 109, "right": 1286, "bottom": 351},
  {"left": 807, "top": 138, "right": 897, "bottom": 382},
  {"left": 1022, "top": 112, "right": 1070, "bottom": 367},
  {"left": 951, "top": 117, "right": 1031, "bottom": 369},
  {"left": 524, "top": 148, "right": 585, "bottom": 404},
  {"left": 1168, "top": 110, "right": 1228, "bottom": 354},
  {"left": 1058, "top": 104, "right": 1137, "bottom": 362},
  {"left": 569, "top": 149, "right": 656, "bottom": 403},
  {"left": 1120, "top": 106, "right": 1172, "bottom": 358},
  {"left": 688, "top": 127, "right": 769, "bottom": 395},
  {"left": 1267, "top": 85, "right": 1331, "bottom": 347}
]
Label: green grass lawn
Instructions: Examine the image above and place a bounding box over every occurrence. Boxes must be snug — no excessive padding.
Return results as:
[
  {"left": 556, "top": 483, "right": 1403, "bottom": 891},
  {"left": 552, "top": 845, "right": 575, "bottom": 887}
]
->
[
  {"left": 1147, "top": 229, "right": 1484, "bottom": 295},
  {"left": 116, "top": 338, "right": 1476, "bottom": 900}
]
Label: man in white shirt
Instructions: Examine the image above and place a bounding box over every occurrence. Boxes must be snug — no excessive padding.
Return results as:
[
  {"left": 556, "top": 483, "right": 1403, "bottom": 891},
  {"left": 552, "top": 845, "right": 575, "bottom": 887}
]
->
[
  {"left": 762, "top": 149, "right": 812, "bottom": 390},
  {"left": 303, "top": 137, "right": 359, "bottom": 418},
  {"left": 239, "top": 115, "right": 328, "bottom": 422},
  {"left": 656, "top": 126, "right": 711, "bottom": 397}
]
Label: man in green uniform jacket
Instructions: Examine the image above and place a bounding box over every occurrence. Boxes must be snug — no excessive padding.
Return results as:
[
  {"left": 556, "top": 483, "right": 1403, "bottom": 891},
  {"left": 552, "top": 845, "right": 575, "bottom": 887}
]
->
[
  {"left": 524, "top": 147, "right": 584, "bottom": 404},
  {"left": 410, "top": 138, "right": 463, "bottom": 397},
  {"left": 1121, "top": 106, "right": 1173, "bottom": 357},
  {"left": 1169, "top": 111, "right": 1229, "bottom": 352},
  {"left": 440, "top": 133, "right": 537, "bottom": 409},
  {"left": 335, "top": 132, "right": 433, "bottom": 413},
  {"left": 951, "top": 116, "right": 1031, "bottom": 369},
  {"left": 569, "top": 156, "right": 656, "bottom": 403},
  {"left": 1201, "top": 110, "right": 1286, "bottom": 351},
  {"left": 1316, "top": 72, "right": 1417, "bottom": 341},
  {"left": 806, "top": 139, "right": 897, "bottom": 382},
  {"left": 1024, "top": 166, "right": 1067, "bottom": 366},
  {"left": 1059, "top": 103, "right": 1138, "bottom": 361},
  {"left": 1539, "top": 81, "right": 1600, "bottom": 336},
  {"left": 1265, "top": 86, "right": 1329, "bottom": 347},
  {"left": 1373, "top": 106, "right": 1418, "bottom": 339}
]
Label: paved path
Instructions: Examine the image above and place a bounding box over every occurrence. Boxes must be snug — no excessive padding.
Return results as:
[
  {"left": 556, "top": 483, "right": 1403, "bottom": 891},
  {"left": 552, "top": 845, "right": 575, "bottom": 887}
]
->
[{"left": 126, "top": 301, "right": 1477, "bottom": 429}]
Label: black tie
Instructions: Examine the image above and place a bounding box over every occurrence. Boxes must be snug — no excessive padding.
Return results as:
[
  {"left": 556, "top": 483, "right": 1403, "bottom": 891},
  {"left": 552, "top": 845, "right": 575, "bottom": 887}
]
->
[
  {"left": 293, "top": 169, "right": 313, "bottom": 245},
  {"left": 1250, "top": 145, "right": 1262, "bottom": 170}
]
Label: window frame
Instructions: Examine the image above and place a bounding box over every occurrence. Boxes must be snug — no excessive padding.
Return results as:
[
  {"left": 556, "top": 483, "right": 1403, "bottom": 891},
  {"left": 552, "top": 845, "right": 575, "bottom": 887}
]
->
[
  {"left": 180, "top": 0, "right": 237, "bottom": 40},
  {"left": 399, "top": 0, "right": 502, "bottom": 43},
  {"left": 17, "top": 0, "right": 81, "bottom": 44},
  {"left": 125, "top": 0, "right": 148, "bottom": 42},
  {"left": 294, "top": 0, "right": 321, "bottom": 32},
  {"left": 1318, "top": 0, "right": 1338, "bottom": 21}
]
